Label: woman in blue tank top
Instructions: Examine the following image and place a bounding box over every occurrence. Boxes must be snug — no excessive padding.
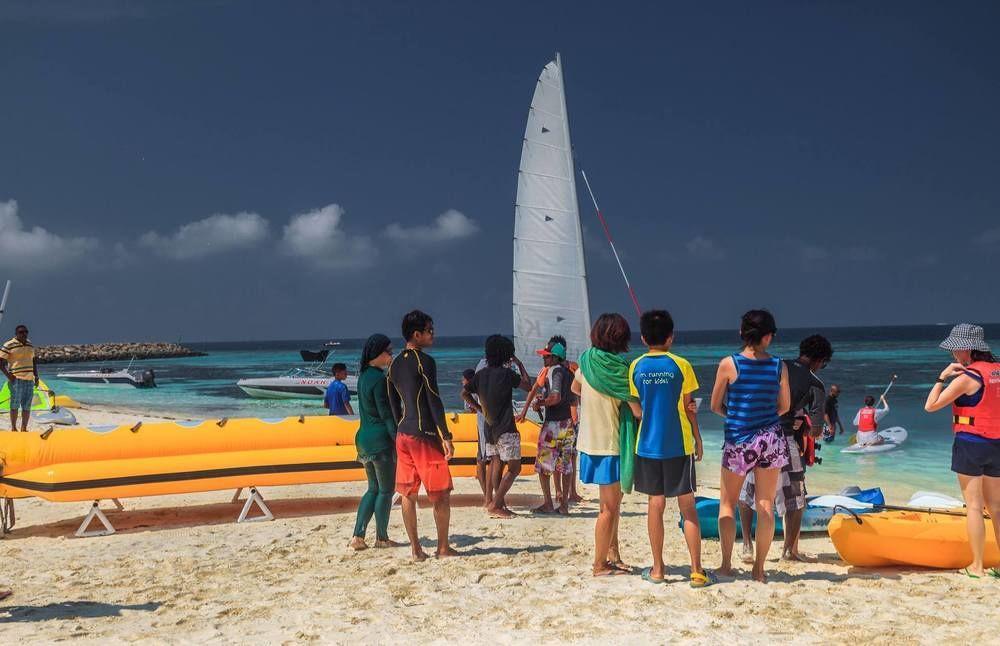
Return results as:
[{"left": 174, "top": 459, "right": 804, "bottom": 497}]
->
[{"left": 709, "top": 309, "right": 790, "bottom": 583}]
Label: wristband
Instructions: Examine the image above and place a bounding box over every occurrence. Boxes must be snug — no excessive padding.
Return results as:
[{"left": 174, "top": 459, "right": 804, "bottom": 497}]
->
[{"left": 935, "top": 378, "right": 947, "bottom": 384}]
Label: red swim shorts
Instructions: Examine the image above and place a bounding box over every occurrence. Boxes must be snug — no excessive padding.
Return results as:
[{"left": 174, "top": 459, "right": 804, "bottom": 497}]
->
[{"left": 395, "top": 433, "right": 453, "bottom": 498}]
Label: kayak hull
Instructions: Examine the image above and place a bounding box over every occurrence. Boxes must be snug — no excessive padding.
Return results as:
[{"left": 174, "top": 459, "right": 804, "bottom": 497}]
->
[
  {"left": 684, "top": 487, "right": 885, "bottom": 538},
  {"left": 828, "top": 511, "right": 1000, "bottom": 569}
]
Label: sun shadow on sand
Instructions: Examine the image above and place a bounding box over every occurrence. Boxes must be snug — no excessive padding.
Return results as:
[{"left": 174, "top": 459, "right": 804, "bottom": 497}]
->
[
  {"left": 4, "top": 493, "right": 550, "bottom": 540},
  {"left": 0, "top": 601, "right": 160, "bottom": 623}
]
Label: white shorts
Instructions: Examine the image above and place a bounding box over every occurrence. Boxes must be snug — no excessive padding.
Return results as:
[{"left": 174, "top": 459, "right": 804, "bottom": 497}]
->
[{"left": 857, "top": 430, "right": 879, "bottom": 445}]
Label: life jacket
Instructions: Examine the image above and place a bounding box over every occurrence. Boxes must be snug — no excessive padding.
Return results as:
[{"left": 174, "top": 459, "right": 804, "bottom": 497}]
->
[
  {"left": 857, "top": 406, "right": 877, "bottom": 432},
  {"left": 952, "top": 361, "right": 1000, "bottom": 440}
]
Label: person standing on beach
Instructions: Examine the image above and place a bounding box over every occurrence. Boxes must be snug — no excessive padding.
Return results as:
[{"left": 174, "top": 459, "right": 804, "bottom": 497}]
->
[
  {"left": 571, "top": 313, "right": 637, "bottom": 577},
  {"left": 738, "top": 334, "right": 832, "bottom": 564},
  {"left": 462, "top": 367, "right": 493, "bottom": 507},
  {"left": 1, "top": 324, "right": 38, "bottom": 432},
  {"left": 386, "top": 310, "right": 459, "bottom": 561},
  {"left": 349, "top": 334, "right": 406, "bottom": 551},
  {"left": 323, "top": 363, "right": 354, "bottom": 416},
  {"left": 710, "top": 310, "right": 790, "bottom": 583},
  {"left": 463, "top": 335, "right": 530, "bottom": 518},
  {"left": 924, "top": 323, "right": 1000, "bottom": 579},
  {"left": 627, "top": 310, "right": 712, "bottom": 587},
  {"left": 529, "top": 342, "right": 577, "bottom": 515}
]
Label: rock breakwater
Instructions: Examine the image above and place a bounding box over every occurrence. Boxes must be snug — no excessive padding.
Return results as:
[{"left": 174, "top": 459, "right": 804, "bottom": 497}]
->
[{"left": 36, "top": 342, "right": 206, "bottom": 364}]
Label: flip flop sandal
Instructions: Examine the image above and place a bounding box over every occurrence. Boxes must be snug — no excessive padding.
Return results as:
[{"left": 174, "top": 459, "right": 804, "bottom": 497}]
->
[
  {"left": 690, "top": 570, "right": 718, "bottom": 588},
  {"left": 987, "top": 568, "right": 1000, "bottom": 579},
  {"left": 962, "top": 568, "right": 981, "bottom": 579},
  {"left": 593, "top": 567, "right": 628, "bottom": 577},
  {"left": 607, "top": 560, "right": 634, "bottom": 573},
  {"left": 641, "top": 567, "right": 666, "bottom": 585}
]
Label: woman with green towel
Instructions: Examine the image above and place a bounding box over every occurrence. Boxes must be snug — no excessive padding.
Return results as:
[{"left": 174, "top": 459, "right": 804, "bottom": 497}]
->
[
  {"left": 571, "top": 313, "right": 638, "bottom": 576},
  {"left": 349, "top": 334, "right": 406, "bottom": 550}
]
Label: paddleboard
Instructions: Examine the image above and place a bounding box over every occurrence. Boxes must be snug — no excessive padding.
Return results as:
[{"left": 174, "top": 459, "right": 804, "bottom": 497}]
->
[{"left": 840, "top": 426, "right": 907, "bottom": 454}]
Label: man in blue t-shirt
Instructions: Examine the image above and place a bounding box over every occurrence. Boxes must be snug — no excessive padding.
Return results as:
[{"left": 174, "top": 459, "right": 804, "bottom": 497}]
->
[
  {"left": 627, "top": 309, "right": 711, "bottom": 587},
  {"left": 324, "top": 363, "right": 354, "bottom": 415}
]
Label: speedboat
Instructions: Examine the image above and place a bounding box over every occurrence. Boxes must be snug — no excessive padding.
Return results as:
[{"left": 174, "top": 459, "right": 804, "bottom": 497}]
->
[
  {"left": 236, "top": 367, "right": 357, "bottom": 399},
  {"left": 57, "top": 363, "right": 156, "bottom": 388}
]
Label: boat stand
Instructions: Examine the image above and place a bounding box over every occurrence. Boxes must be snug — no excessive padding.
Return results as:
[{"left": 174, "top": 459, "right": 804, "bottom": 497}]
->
[
  {"left": 236, "top": 487, "right": 273, "bottom": 523},
  {"left": 76, "top": 502, "right": 116, "bottom": 537}
]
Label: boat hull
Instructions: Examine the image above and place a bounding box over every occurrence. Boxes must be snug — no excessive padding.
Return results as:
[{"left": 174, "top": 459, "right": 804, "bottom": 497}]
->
[
  {"left": 0, "top": 413, "right": 538, "bottom": 502},
  {"left": 828, "top": 511, "right": 999, "bottom": 569}
]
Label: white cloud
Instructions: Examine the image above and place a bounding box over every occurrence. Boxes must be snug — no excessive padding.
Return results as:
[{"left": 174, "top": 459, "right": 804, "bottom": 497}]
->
[
  {"left": 685, "top": 235, "right": 726, "bottom": 261},
  {"left": 280, "top": 204, "right": 375, "bottom": 269},
  {"left": 139, "top": 211, "right": 269, "bottom": 260},
  {"left": 385, "top": 209, "right": 479, "bottom": 245},
  {"left": 0, "top": 199, "right": 98, "bottom": 270}
]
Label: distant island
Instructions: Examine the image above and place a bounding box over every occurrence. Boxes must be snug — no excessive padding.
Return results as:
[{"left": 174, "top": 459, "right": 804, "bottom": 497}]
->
[{"left": 36, "top": 342, "right": 207, "bottom": 364}]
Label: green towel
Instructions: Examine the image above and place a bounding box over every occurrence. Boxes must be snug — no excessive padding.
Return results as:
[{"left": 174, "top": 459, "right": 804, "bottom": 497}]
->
[{"left": 579, "top": 347, "right": 639, "bottom": 493}]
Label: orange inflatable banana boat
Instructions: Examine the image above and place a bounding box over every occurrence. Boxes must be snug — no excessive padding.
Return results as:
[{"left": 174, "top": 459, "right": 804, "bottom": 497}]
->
[{"left": 0, "top": 413, "right": 539, "bottom": 503}]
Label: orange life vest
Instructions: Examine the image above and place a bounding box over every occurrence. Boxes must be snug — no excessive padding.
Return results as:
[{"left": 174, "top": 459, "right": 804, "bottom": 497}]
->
[
  {"left": 857, "top": 406, "right": 878, "bottom": 432},
  {"left": 952, "top": 361, "right": 1000, "bottom": 440}
]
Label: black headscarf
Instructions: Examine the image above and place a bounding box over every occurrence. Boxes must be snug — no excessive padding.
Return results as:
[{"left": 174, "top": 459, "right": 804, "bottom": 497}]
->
[{"left": 360, "top": 333, "right": 392, "bottom": 372}]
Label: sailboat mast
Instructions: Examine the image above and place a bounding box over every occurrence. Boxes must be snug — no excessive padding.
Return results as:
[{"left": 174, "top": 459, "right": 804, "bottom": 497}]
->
[
  {"left": 0, "top": 280, "right": 11, "bottom": 328},
  {"left": 554, "top": 53, "right": 592, "bottom": 336}
]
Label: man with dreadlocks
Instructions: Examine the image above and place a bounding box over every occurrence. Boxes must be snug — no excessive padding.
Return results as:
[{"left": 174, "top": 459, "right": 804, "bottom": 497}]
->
[{"left": 463, "top": 334, "right": 530, "bottom": 518}]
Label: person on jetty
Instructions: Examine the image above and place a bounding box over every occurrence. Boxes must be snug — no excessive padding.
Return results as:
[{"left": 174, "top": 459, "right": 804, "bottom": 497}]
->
[
  {"left": 710, "top": 309, "right": 790, "bottom": 583},
  {"left": 462, "top": 367, "right": 493, "bottom": 507},
  {"left": 387, "top": 310, "right": 459, "bottom": 560},
  {"left": 349, "top": 334, "right": 405, "bottom": 551},
  {"left": 924, "top": 323, "right": 1000, "bottom": 579},
  {"left": 324, "top": 363, "right": 354, "bottom": 416},
  {"left": 738, "top": 334, "right": 832, "bottom": 564},
  {"left": 1, "top": 324, "right": 38, "bottom": 432},
  {"left": 853, "top": 394, "right": 889, "bottom": 446},
  {"left": 571, "top": 313, "right": 637, "bottom": 576},
  {"left": 627, "top": 310, "right": 712, "bottom": 587},
  {"left": 463, "top": 335, "right": 530, "bottom": 518}
]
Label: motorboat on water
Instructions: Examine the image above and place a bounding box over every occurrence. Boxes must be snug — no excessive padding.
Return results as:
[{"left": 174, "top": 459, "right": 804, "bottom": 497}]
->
[
  {"left": 57, "top": 359, "right": 156, "bottom": 388},
  {"left": 299, "top": 348, "right": 330, "bottom": 362},
  {"left": 236, "top": 366, "right": 357, "bottom": 399}
]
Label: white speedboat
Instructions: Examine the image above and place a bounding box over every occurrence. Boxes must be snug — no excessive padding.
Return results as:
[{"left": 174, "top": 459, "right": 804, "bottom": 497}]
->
[
  {"left": 236, "top": 367, "right": 357, "bottom": 400},
  {"left": 57, "top": 364, "right": 156, "bottom": 388}
]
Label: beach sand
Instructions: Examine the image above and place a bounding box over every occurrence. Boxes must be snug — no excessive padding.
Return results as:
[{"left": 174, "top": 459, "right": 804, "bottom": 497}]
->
[{"left": 1, "top": 407, "right": 995, "bottom": 643}]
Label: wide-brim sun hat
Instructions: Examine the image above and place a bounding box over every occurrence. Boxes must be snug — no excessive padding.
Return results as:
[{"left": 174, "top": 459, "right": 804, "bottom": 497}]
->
[{"left": 939, "top": 323, "right": 991, "bottom": 352}]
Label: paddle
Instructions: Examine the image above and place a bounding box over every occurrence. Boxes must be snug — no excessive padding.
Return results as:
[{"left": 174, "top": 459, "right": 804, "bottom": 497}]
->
[{"left": 810, "top": 494, "right": 988, "bottom": 519}]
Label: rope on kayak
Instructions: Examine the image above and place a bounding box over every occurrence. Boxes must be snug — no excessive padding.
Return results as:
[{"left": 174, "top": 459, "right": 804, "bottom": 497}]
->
[{"left": 578, "top": 168, "right": 642, "bottom": 319}]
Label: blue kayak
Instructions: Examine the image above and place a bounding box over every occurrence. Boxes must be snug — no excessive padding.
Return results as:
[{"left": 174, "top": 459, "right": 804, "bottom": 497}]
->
[{"left": 680, "top": 486, "right": 885, "bottom": 538}]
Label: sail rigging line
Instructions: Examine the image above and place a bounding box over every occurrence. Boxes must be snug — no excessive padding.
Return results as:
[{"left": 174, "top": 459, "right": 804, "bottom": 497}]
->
[{"left": 578, "top": 169, "right": 642, "bottom": 318}]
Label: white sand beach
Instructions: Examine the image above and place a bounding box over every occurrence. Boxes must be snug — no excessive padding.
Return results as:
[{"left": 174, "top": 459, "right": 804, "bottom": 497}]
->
[{"left": 0, "top": 406, "right": 995, "bottom": 644}]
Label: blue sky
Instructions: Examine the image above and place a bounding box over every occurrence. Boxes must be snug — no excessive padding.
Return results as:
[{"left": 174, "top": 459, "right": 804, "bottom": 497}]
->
[{"left": 1, "top": 1, "right": 998, "bottom": 343}]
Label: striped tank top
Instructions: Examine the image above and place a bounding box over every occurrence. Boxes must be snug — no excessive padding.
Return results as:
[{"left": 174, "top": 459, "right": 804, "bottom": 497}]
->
[{"left": 724, "top": 353, "right": 781, "bottom": 444}]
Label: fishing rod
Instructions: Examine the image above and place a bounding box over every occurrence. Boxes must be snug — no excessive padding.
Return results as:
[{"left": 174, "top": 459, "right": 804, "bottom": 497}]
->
[{"left": 578, "top": 169, "right": 642, "bottom": 319}]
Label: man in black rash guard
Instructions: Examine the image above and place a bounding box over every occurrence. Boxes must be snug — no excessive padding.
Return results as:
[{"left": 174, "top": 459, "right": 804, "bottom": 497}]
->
[{"left": 387, "top": 310, "right": 459, "bottom": 561}]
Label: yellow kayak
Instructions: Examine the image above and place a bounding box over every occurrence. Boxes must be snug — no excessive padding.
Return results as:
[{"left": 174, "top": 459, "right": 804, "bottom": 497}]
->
[
  {"left": 828, "top": 510, "right": 999, "bottom": 569},
  {"left": 0, "top": 413, "right": 539, "bottom": 503}
]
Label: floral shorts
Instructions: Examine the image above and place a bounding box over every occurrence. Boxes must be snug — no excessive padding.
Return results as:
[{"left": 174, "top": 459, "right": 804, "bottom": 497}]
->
[
  {"left": 721, "top": 424, "right": 789, "bottom": 476},
  {"left": 536, "top": 419, "right": 576, "bottom": 475}
]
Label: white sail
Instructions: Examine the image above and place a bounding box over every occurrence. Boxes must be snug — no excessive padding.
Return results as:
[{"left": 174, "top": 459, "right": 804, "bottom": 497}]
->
[{"left": 513, "top": 54, "right": 592, "bottom": 376}]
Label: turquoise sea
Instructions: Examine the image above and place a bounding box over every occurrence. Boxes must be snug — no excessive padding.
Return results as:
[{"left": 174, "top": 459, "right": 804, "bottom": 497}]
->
[{"left": 38, "top": 324, "right": 1000, "bottom": 501}]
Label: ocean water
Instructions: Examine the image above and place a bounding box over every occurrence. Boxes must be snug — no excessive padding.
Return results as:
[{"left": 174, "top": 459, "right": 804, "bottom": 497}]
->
[{"left": 38, "top": 324, "right": 1000, "bottom": 500}]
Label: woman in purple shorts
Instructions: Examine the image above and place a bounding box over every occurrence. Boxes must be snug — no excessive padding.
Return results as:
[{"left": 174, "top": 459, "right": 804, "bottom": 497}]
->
[{"left": 709, "top": 310, "right": 790, "bottom": 582}]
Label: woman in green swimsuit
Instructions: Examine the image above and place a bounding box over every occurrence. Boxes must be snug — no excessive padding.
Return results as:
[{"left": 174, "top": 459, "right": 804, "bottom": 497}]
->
[{"left": 349, "top": 334, "right": 406, "bottom": 550}]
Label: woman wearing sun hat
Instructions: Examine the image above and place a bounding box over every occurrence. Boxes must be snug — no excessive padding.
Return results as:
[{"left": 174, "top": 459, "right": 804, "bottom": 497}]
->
[{"left": 924, "top": 323, "right": 1000, "bottom": 578}]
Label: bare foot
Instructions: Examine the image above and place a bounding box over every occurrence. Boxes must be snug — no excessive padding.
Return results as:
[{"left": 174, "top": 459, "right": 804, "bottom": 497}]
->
[
  {"left": 532, "top": 504, "right": 556, "bottom": 514},
  {"left": 374, "top": 539, "right": 408, "bottom": 549},
  {"left": 782, "top": 551, "right": 818, "bottom": 563},
  {"left": 717, "top": 566, "right": 737, "bottom": 578},
  {"left": 593, "top": 565, "right": 627, "bottom": 577},
  {"left": 411, "top": 549, "right": 430, "bottom": 562},
  {"left": 348, "top": 536, "right": 368, "bottom": 551},
  {"left": 436, "top": 547, "right": 461, "bottom": 559},
  {"left": 607, "top": 559, "right": 634, "bottom": 573},
  {"left": 557, "top": 504, "right": 570, "bottom": 515},
  {"left": 570, "top": 493, "right": 584, "bottom": 503},
  {"left": 752, "top": 568, "right": 768, "bottom": 583},
  {"left": 741, "top": 544, "right": 755, "bottom": 564},
  {"left": 488, "top": 506, "right": 515, "bottom": 519}
]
